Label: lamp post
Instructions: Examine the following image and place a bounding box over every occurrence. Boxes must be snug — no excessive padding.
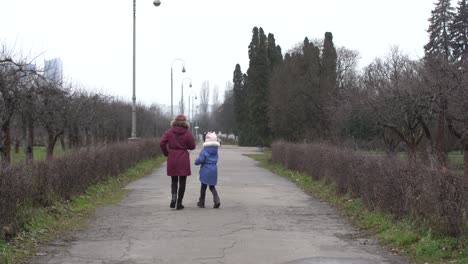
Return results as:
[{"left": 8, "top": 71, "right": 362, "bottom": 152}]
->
[
  {"left": 130, "top": 0, "right": 161, "bottom": 139},
  {"left": 189, "top": 91, "right": 197, "bottom": 135},
  {"left": 180, "top": 77, "right": 192, "bottom": 115},
  {"left": 171, "top": 59, "right": 186, "bottom": 118},
  {"left": 194, "top": 105, "right": 200, "bottom": 141}
]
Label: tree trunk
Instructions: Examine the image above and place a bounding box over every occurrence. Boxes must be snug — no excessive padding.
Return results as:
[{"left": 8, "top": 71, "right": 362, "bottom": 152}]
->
[
  {"left": 14, "top": 137, "right": 20, "bottom": 154},
  {"left": 85, "top": 128, "right": 91, "bottom": 146},
  {"left": 426, "top": 142, "right": 437, "bottom": 169},
  {"left": 408, "top": 144, "right": 417, "bottom": 166},
  {"left": 60, "top": 135, "right": 66, "bottom": 151},
  {"left": 435, "top": 101, "right": 448, "bottom": 168},
  {"left": 26, "top": 120, "right": 34, "bottom": 162},
  {"left": 464, "top": 140, "right": 468, "bottom": 182},
  {"left": 21, "top": 121, "right": 27, "bottom": 158},
  {"left": 1, "top": 126, "right": 11, "bottom": 164},
  {"left": 68, "top": 125, "right": 81, "bottom": 148},
  {"left": 46, "top": 131, "right": 55, "bottom": 161}
]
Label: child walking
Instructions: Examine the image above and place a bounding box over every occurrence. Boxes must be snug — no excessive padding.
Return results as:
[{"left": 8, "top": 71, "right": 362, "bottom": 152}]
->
[{"left": 195, "top": 132, "right": 221, "bottom": 208}]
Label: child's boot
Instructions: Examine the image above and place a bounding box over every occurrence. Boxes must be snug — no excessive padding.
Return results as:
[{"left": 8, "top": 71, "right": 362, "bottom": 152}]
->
[
  {"left": 212, "top": 190, "right": 221, "bottom": 209},
  {"left": 198, "top": 184, "right": 207, "bottom": 208},
  {"left": 197, "top": 198, "right": 205, "bottom": 208}
]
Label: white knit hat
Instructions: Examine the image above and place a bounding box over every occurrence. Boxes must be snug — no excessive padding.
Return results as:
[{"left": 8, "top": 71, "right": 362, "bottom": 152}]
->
[{"left": 205, "top": 132, "right": 217, "bottom": 142}]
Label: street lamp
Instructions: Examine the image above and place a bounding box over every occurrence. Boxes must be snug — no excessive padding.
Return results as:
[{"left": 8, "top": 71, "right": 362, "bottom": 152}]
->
[
  {"left": 171, "top": 59, "right": 186, "bottom": 118},
  {"left": 188, "top": 89, "right": 197, "bottom": 120},
  {"left": 188, "top": 90, "right": 197, "bottom": 135},
  {"left": 194, "top": 105, "right": 200, "bottom": 141},
  {"left": 131, "top": 0, "right": 161, "bottom": 139},
  {"left": 180, "top": 77, "right": 192, "bottom": 115}
]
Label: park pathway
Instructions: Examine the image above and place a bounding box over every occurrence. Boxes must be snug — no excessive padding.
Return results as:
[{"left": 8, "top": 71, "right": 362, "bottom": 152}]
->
[{"left": 31, "top": 145, "right": 406, "bottom": 264}]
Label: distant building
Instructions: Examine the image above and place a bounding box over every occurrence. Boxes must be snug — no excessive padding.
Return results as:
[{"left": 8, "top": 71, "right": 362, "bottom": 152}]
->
[
  {"left": 44, "top": 58, "right": 63, "bottom": 83},
  {"left": 24, "top": 63, "right": 36, "bottom": 72}
]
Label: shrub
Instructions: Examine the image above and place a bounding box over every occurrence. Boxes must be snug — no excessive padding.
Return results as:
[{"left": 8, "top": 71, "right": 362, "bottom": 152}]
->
[
  {"left": 271, "top": 141, "right": 468, "bottom": 236},
  {"left": 0, "top": 138, "right": 161, "bottom": 240}
]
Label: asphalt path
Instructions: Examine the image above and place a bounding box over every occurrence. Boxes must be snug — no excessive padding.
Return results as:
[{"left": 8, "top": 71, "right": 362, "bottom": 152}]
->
[{"left": 31, "top": 145, "right": 406, "bottom": 264}]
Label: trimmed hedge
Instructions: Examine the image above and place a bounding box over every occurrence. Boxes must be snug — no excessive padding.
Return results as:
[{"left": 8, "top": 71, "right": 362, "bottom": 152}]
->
[
  {"left": 0, "top": 138, "right": 161, "bottom": 240},
  {"left": 271, "top": 142, "right": 468, "bottom": 236}
]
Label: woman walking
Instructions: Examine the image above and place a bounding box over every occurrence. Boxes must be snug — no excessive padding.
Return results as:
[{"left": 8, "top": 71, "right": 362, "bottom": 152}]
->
[{"left": 160, "top": 114, "right": 196, "bottom": 210}]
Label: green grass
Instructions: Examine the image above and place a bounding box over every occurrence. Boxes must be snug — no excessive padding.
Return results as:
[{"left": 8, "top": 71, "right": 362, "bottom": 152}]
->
[
  {"left": 245, "top": 152, "right": 468, "bottom": 264},
  {"left": 0, "top": 155, "right": 165, "bottom": 264},
  {"left": 10, "top": 146, "right": 66, "bottom": 163},
  {"left": 448, "top": 152, "right": 464, "bottom": 166}
]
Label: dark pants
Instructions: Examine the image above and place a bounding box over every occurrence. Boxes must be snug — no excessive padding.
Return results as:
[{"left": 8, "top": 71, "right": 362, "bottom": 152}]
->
[
  {"left": 171, "top": 176, "right": 187, "bottom": 202},
  {"left": 199, "top": 183, "right": 219, "bottom": 202}
]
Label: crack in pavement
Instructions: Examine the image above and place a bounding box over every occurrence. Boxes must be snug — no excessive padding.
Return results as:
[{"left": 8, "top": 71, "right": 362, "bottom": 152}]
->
[
  {"left": 221, "top": 226, "right": 255, "bottom": 236},
  {"left": 221, "top": 241, "right": 238, "bottom": 260},
  {"left": 193, "top": 241, "right": 237, "bottom": 264}
]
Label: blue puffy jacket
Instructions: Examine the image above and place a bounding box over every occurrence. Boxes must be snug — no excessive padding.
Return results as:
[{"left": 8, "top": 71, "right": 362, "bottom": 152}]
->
[{"left": 195, "top": 141, "right": 220, "bottom": 186}]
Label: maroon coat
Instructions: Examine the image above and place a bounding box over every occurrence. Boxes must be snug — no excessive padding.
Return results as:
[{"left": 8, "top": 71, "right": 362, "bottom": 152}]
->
[{"left": 160, "top": 126, "right": 196, "bottom": 176}]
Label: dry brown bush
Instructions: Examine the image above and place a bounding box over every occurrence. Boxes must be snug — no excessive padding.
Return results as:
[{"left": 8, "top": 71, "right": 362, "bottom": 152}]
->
[
  {"left": 0, "top": 138, "right": 161, "bottom": 240},
  {"left": 271, "top": 141, "right": 468, "bottom": 236}
]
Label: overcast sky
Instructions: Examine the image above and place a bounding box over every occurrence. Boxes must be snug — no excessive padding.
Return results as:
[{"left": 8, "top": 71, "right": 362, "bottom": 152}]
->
[{"left": 0, "top": 0, "right": 447, "bottom": 110}]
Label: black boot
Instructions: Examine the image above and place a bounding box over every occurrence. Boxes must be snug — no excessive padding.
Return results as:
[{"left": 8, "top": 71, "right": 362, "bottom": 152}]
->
[
  {"left": 210, "top": 186, "right": 221, "bottom": 209},
  {"left": 176, "top": 200, "right": 184, "bottom": 210},
  {"left": 213, "top": 196, "right": 221, "bottom": 209},
  {"left": 197, "top": 198, "right": 205, "bottom": 208},
  {"left": 176, "top": 176, "right": 186, "bottom": 210},
  {"left": 170, "top": 193, "right": 177, "bottom": 209},
  {"left": 170, "top": 177, "right": 178, "bottom": 209},
  {"left": 198, "top": 184, "right": 207, "bottom": 208}
]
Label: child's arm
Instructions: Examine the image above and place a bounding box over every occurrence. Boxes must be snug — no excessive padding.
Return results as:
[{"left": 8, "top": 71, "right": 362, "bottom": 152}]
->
[{"left": 195, "top": 151, "right": 206, "bottom": 165}]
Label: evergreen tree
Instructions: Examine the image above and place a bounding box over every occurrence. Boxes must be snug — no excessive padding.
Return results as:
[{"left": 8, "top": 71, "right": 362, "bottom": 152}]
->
[
  {"left": 450, "top": 0, "right": 468, "bottom": 66},
  {"left": 321, "top": 32, "right": 338, "bottom": 94},
  {"left": 248, "top": 27, "right": 271, "bottom": 146},
  {"left": 318, "top": 32, "right": 337, "bottom": 138},
  {"left": 425, "top": 0, "right": 455, "bottom": 167},
  {"left": 267, "top": 33, "right": 283, "bottom": 72},
  {"left": 242, "top": 26, "right": 261, "bottom": 146},
  {"left": 302, "top": 37, "right": 322, "bottom": 136},
  {"left": 248, "top": 27, "right": 259, "bottom": 63},
  {"left": 424, "top": 0, "right": 455, "bottom": 60},
  {"left": 233, "top": 64, "right": 247, "bottom": 144}
]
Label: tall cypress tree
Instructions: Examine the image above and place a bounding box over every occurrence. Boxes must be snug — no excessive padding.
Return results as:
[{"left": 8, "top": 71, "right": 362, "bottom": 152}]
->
[
  {"left": 267, "top": 33, "right": 283, "bottom": 72},
  {"left": 233, "top": 64, "right": 247, "bottom": 144},
  {"left": 248, "top": 27, "right": 271, "bottom": 145},
  {"left": 302, "top": 37, "right": 322, "bottom": 135},
  {"left": 243, "top": 27, "right": 260, "bottom": 146},
  {"left": 321, "top": 32, "right": 338, "bottom": 95},
  {"left": 248, "top": 27, "right": 259, "bottom": 64},
  {"left": 318, "top": 32, "right": 337, "bottom": 138},
  {"left": 450, "top": 0, "right": 468, "bottom": 66},
  {"left": 425, "top": 0, "right": 455, "bottom": 60}
]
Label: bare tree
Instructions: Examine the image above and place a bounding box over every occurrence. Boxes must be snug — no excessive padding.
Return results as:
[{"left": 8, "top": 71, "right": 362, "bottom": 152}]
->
[
  {"left": 336, "top": 47, "right": 360, "bottom": 91},
  {"left": 364, "top": 47, "right": 434, "bottom": 165},
  {"left": 446, "top": 68, "right": 468, "bottom": 177},
  {"left": 211, "top": 85, "right": 220, "bottom": 113},
  {"left": 19, "top": 73, "right": 42, "bottom": 161},
  {"left": 0, "top": 46, "right": 32, "bottom": 163},
  {"left": 34, "top": 78, "right": 71, "bottom": 160},
  {"left": 200, "top": 81, "right": 210, "bottom": 114}
]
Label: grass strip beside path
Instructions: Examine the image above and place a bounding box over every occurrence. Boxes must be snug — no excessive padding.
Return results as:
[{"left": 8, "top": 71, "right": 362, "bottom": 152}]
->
[
  {"left": 245, "top": 152, "right": 467, "bottom": 264},
  {"left": 0, "top": 156, "right": 165, "bottom": 264}
]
